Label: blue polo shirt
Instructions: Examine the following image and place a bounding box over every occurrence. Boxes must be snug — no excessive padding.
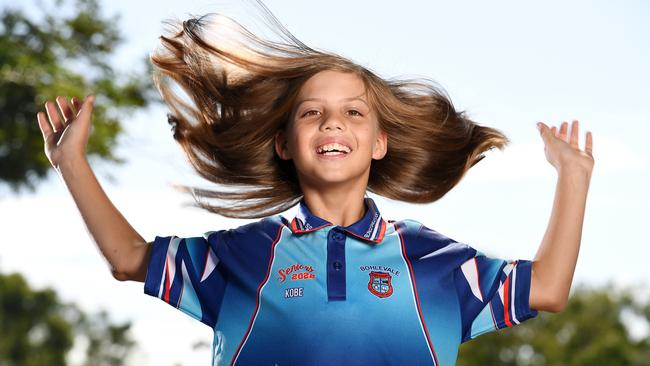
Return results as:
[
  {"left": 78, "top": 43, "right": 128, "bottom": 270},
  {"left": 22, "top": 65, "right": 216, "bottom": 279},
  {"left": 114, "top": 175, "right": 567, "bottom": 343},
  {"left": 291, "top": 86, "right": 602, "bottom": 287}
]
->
[{"left": 144, "top": 197, "right": 538, "bottom": 365}]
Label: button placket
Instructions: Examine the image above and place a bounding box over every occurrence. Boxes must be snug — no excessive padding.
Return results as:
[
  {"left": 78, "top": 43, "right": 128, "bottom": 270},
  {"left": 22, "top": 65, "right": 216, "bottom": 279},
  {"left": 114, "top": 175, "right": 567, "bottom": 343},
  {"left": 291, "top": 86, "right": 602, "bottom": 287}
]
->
[{"left": 327, "top": 228, "right": 347, "bottom": 301}]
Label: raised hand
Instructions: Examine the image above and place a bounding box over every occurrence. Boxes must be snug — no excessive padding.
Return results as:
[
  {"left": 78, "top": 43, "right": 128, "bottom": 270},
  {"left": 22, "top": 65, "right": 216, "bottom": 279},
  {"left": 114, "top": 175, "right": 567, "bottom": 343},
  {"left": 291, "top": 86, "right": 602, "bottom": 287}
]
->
[
  {"left": 529, "top": 119, "right": 594, "bottom": 313},
  {"left": 36, "top": 95, "right": 95, "bottom": 170},
  {"left": 536, "top": 120, "right": 594, "bottom": 176}
]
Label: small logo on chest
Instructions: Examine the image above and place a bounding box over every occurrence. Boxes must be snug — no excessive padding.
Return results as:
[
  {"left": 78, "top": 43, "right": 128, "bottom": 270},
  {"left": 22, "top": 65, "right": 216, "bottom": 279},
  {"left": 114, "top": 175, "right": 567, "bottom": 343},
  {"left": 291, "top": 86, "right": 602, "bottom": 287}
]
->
[
  {"left": 277, "top": 262, "right": 317, "bottom": 283},
  {"left": 359, "top": 265, "right": 399, "bottom": 298},
  {"left": 367, "top": 271, "right": 394, "bottom": 298}
]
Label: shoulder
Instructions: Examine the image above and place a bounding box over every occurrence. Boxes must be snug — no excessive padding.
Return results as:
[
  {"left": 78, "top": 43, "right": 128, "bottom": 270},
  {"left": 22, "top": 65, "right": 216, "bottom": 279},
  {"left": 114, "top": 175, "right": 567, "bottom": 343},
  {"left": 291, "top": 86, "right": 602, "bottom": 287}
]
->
[
  {"left": 389, "top": 218, "right": 476, "bottom": 259},
  {"left": 203, "top": 215, "right": 287, "bottom": 245},
  {"left": 389, "top": 218, "right": 451, "bottom": 243}
]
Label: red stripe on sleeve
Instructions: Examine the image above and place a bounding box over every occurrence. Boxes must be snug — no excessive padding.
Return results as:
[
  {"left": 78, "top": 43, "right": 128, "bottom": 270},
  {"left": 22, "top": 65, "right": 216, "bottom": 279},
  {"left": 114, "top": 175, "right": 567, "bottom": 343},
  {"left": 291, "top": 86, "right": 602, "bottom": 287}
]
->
[
  {"left": 503, "top": 276, "right": 513, "bottom": 327},
  {"left": 163, "top": 257, "right": 171, "bottom": 303}
]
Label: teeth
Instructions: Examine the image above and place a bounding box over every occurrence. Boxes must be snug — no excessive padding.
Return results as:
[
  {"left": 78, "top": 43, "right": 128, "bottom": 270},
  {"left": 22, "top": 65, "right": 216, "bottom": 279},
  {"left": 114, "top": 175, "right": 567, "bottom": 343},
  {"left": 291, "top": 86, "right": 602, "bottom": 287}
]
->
[{"left": 316, "top": 143, "right": 351, "bottom": 154}]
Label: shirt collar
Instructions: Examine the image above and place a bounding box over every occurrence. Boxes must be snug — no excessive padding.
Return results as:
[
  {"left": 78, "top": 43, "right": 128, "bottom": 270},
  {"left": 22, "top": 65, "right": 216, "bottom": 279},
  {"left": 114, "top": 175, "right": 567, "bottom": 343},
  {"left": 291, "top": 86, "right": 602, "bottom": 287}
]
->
[{"left": 287, "top": 196, "right": 387, "bottom": 244}]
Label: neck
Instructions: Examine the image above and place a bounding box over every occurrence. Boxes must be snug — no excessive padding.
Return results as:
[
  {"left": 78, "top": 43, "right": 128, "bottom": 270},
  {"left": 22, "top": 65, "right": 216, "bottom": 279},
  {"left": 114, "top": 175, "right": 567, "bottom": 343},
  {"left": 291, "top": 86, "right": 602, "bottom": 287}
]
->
[{"left": 300, "top": 185, "right": 367, "bottom": 227}]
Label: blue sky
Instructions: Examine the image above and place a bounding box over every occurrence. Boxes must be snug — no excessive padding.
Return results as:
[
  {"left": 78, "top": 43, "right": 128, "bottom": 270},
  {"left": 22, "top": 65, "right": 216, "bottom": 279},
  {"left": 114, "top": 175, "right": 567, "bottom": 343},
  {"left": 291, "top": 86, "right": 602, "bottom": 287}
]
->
[{"left": 2, "top": 0, "right": 649, "bottom": 365}]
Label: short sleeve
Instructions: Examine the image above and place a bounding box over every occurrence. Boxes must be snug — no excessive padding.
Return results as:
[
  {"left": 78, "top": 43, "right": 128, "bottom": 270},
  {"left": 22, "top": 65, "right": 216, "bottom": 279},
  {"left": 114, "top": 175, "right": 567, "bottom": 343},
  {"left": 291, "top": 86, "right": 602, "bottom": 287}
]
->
[
  {"left": 144, "top": 230, "right": 228, "bottom": 328},
  {"left": 454, "top": 250, "right": 539, "bottom": 343}
]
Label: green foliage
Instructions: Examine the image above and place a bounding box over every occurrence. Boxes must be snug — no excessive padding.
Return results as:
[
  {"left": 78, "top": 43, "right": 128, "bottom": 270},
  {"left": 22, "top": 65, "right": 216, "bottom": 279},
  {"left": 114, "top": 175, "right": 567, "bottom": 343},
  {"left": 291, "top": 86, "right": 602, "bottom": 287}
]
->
[
  {"left": 457, "top": 284, "right": 650, "bottom": 366},
  {"left": 0, "top": 272, "right": 72, "bottom": 365},
  {"left": 0, "top": 270, "right": 136, "bottom": 366},
  {"left": 77, "top": 309, "right": 136, "bottom": 366},
  {"left": 0, "top": 0, "right": 156, "bottom": 193}
]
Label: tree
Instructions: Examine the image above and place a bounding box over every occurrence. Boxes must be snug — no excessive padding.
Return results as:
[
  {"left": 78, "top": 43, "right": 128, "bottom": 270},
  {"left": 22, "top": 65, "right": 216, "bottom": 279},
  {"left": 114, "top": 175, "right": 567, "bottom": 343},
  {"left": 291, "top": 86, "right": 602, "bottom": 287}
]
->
[
  {"left": 0, "top": 270, "right": 137, "bottom": 366},
  {"left": 457, "top": 283, "right": 650, "bottom": 366},
  {"left": 0, "top": 0, "right": 156, "bottom": 194}
]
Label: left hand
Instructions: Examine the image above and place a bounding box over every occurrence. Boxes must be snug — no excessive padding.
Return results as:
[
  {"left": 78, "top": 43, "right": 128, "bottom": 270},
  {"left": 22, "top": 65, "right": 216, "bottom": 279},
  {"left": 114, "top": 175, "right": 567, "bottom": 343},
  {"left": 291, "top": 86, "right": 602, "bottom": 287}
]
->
[{"left": 537, "top": 120, "right": 594, "bottom": 176}]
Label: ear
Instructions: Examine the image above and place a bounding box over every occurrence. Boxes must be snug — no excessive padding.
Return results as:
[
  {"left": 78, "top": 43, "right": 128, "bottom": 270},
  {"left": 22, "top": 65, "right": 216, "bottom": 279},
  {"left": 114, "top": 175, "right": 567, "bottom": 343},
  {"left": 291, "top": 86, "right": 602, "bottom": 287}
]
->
[
  {"left": 275, "top": 128, "right": 292, "bottom": 160},
  {"left": 372, "top": 129, "right": 388, "bottom": 160}
]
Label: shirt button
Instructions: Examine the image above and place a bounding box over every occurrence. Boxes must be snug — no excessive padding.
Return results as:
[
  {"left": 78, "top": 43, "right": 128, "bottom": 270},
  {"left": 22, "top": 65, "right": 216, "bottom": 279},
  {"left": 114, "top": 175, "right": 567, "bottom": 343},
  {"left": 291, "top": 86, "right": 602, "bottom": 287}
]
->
[
  {"left": 333, "top": 261, "right": 343, "bottom": 271},
  {"left": 332, "top": 232, "right": 344, "bottom": 241}
]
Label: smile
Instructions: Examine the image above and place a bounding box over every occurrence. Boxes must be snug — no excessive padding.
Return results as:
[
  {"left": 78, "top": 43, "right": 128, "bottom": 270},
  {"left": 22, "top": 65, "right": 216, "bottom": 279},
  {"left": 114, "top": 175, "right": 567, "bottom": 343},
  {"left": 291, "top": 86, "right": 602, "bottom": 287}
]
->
[{"left": 315, "top": 149, "right": 351, "bottom": 160}]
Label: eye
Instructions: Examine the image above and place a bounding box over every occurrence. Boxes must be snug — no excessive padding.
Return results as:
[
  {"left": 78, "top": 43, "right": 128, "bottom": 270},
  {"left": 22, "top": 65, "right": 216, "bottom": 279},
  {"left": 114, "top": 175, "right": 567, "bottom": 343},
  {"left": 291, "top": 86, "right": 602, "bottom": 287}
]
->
[{"left": 301, "top": 109, "right": 363, "bottom": 118}]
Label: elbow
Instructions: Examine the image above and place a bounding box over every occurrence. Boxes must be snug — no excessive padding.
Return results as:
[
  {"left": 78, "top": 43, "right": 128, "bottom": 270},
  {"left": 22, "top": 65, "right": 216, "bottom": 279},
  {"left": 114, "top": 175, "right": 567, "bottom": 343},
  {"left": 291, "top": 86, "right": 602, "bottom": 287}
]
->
[
  {"left": 529, "top": 263, "right": 570, "bottom": 313},
  {"left": 109, "top": 242, "right": 151, "bottom": 282},
  {"left": 547, "top": 296, "right": 568, "bottom": 313},
  {"left": 537, "top": 293, "right": 568, "bottom": 313},
  {"left": 530, "top": 276, "right": 569, "bottom": 312},
  {"left": 111, "top": 268, "right": 133, "bottom": 281},
  {"left": 111, "top": 262, "right": 138, "bottom": 282}
]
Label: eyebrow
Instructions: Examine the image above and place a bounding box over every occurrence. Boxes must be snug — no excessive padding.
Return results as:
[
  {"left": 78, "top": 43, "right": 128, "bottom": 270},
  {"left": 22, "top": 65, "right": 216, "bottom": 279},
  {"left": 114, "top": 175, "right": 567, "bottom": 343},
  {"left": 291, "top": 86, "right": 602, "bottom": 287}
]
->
[{"left": 295, "top": 96, "right": 369, "bottom": 108}]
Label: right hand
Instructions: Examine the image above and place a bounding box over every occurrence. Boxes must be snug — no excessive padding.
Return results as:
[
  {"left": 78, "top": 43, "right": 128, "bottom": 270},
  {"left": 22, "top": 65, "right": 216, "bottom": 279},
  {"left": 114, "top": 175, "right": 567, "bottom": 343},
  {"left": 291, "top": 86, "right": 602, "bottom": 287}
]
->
[{"left": 37, "top": 95, "right": 95, "bottom": 169}]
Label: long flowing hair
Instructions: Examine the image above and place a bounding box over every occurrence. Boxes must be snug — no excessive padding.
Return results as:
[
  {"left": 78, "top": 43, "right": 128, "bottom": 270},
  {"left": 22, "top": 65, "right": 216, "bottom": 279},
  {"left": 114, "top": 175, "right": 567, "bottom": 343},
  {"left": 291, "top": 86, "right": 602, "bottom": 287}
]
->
[{"left": 150, "top": 0, "right": 510, "bottom": 219}]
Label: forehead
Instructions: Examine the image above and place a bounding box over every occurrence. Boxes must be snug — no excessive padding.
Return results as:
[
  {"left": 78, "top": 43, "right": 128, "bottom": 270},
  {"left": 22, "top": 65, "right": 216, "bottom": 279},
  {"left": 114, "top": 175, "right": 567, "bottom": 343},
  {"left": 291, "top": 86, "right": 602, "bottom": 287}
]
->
[{"left": 296, "top": 70, "right": 367, "bottom": 101}]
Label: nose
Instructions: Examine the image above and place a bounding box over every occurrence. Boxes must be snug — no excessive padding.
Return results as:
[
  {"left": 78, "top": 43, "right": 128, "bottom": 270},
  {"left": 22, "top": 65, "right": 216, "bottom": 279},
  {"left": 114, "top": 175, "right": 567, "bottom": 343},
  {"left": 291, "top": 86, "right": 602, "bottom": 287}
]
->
[{"left": 319, "top": 112, "right": 345, "bottom": 131}]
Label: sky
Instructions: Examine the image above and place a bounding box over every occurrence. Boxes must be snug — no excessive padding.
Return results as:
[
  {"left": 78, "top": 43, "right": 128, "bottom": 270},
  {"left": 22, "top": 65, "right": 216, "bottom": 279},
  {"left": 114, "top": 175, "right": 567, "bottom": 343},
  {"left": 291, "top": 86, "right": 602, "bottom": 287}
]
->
[{"left": 1, "top": 0, "right": 649, "bottom": 365}]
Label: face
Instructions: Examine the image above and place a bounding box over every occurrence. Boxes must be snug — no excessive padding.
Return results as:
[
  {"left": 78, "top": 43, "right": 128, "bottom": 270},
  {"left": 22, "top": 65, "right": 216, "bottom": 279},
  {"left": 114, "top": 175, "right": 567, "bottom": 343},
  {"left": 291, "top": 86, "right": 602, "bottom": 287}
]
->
[{"left": 275, "top": 69, "right": 388, "bottom": 190}]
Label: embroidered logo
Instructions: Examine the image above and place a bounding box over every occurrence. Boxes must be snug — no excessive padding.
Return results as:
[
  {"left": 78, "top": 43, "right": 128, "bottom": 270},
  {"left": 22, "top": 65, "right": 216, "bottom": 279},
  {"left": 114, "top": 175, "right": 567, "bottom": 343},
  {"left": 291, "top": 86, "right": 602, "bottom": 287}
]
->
[
  {"left": 277, "top": 263, "right": 316, "bottom": 283},
  {"left": 367, "top": 271, "right": 393, "bottom": 298}
]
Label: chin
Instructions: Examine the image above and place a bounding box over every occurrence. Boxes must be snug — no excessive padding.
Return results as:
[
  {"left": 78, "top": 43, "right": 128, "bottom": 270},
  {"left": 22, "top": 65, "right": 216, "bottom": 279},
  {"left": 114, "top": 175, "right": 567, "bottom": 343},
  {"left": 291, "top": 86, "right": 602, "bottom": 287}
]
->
[
  {"left": 296, "top": 159, "right": 370, "bottom": 186},
  {"left": 316, "top": 169, "right": 369, "bottom": 185}
]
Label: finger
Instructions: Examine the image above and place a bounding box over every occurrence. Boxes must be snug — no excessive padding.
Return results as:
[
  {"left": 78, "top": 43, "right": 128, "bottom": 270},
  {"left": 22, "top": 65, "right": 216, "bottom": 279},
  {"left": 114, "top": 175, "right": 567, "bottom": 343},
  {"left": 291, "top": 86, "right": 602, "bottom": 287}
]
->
[
  {"left": 77, "top": 95, "right": 96, "bottom": 124},
  {"left": 537, "top": 121, "right": 552, "bottom": 144},
  {"left": 72, "top": 97, "right": 82, "bottom": 116},
  {"left": 559, "top": 121, "right": 569, "bottom": 142},
  {"left": 569, "top": 120, "right": 580, "bottom": 148},
  {"left": 56, "top": 96, "right": 75, "bottom": 124},
  {"left": 45, "top": 100, "right": 64, "bottom": 133},
  {"left": 37, "top": 111, "right": 54, "bottom": 141},
  {"left": 585, "top": 130, "right": 593, "bottom": 157},
  {"left": 551, "top": 126, "right": 558, "bottom": 136}
]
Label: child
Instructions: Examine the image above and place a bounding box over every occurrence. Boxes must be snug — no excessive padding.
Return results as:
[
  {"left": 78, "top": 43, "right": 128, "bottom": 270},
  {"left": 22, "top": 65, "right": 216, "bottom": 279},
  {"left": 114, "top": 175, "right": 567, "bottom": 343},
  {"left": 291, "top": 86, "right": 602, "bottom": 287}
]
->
[{"left": 36, "top": 1, "right": 594, "bottom": 365}]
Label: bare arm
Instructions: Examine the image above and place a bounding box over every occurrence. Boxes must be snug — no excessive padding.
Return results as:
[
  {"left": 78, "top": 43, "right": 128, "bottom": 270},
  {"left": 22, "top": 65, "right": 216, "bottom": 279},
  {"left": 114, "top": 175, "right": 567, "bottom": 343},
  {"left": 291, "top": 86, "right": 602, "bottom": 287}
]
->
[
  {"left": 37, "top": 95, "right": 152, "bottom": 282},
  {"left": 529, "top": 166, "right": 591, "bottom": 312},
  {"left": 529, "top": 120, "right": 595, "bottom": 312},
  {"left": 58, "top": 155, "right": 152, "bottom": 282}
]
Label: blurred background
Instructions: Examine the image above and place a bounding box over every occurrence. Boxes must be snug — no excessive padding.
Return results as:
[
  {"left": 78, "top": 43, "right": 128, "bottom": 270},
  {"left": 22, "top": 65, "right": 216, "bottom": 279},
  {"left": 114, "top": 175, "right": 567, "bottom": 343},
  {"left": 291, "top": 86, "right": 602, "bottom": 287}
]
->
[{"left": 1, "top": 0, "right": 648, "bottom": 364}]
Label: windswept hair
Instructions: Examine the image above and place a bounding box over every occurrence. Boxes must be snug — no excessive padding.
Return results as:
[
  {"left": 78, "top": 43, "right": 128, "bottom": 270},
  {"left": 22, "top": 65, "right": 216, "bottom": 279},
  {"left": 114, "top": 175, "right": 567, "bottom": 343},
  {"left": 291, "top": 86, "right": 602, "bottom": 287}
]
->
[{"left": 150, "top": 0, "right": 510, "bottom": 219}]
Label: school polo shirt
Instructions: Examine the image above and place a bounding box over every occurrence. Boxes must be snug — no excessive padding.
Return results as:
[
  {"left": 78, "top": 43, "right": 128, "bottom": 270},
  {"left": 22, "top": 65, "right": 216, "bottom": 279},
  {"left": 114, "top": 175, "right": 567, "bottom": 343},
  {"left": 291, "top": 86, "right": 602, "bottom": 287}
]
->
[{"left": 144, "top": 197, "right": 538, "bottom": 365}]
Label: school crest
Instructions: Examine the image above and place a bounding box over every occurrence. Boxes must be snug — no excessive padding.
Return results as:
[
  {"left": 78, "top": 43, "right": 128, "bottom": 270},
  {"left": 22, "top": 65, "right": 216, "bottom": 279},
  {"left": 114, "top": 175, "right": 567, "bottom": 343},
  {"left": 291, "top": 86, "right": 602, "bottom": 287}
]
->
[{"left": 367, "top": 271, "right": 393, "bottom": 298}]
